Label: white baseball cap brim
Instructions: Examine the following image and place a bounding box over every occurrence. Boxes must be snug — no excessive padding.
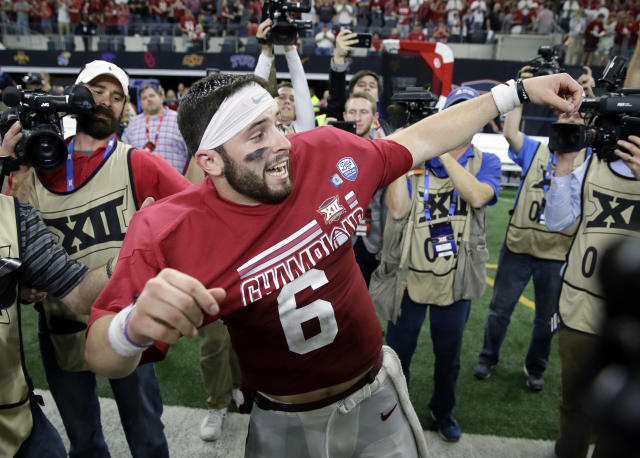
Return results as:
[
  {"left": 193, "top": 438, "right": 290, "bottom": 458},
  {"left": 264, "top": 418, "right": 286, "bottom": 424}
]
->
[{"left": 75, "top": 60, "right": 129, "bottom": 96}]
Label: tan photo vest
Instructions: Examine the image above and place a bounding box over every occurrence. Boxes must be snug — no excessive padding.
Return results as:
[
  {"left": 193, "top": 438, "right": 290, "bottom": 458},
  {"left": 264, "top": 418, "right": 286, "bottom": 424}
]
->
[
  {"left": 559, "top": 156, "right": 640, "bottom": 335},
  {"left": 406, "top": 148, "right": 488, "bottom": 306},
  {"left": 0, "top": 195, "right": 34, "bottom": 456},
  {"left": 506, "top": 144, "right": 587, "bottom": 261},
  {"left": 29, "top": 141, "right": 137, "bottom": 371}
]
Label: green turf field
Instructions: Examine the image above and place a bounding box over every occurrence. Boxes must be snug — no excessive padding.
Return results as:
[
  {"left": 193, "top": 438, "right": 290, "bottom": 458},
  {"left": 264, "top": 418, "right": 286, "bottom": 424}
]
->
[{"left": 20, "top": 187, "right": 562, "bottom": 440}]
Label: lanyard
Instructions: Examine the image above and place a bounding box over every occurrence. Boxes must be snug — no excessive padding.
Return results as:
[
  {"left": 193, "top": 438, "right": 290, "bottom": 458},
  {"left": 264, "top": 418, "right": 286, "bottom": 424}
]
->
[
  {"left": 65, "top": 135, "right": 117, "bottom": 191},
  {"left": 423, "top": 166, "right": 457, "bottom": 222},
  {"left": 542, "top": 153, "right": 555, "bottom": 194},
  {"left": 145, "top": 109, "right": 165, "bottom": 146}
]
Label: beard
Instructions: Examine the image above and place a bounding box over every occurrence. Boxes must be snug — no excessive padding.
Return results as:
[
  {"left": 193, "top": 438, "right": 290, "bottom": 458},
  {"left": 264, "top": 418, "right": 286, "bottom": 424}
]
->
[
  {"left": 219, "top": 149, "right": 292, "bottom": 204},
  {"left": 76, "top": 105, "right": 120, "bottom": 139}
]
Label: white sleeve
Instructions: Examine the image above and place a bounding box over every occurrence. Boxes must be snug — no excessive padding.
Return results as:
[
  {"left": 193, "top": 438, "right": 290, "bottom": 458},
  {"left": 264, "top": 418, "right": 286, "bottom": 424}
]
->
[
  {"left": 285, "top": 48, "right": 315, "bottom": 133},
  {"left": 254, "top": 52, "right": 274, "bottom": 81}
]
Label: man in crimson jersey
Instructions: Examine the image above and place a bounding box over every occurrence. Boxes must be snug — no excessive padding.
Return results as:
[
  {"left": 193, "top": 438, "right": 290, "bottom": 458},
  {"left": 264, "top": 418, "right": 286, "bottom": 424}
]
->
[
  {"left": 4, "top": 60, "right": 190, "bottom": 457},
  {"left": 84, "top": 71, "right": 583, "bottom": 457}
]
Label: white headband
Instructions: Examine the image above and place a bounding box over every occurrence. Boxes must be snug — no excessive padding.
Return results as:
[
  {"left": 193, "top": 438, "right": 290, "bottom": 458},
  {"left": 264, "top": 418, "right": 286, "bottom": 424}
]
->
[{"left": 197, "top": 83, "right": 277, "bottom": 151}]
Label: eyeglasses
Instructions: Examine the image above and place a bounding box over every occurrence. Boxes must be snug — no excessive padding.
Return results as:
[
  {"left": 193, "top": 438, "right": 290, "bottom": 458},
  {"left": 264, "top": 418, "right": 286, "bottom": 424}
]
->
[{"left": 0, "top": 257, "right": 22, "bottom": 310}]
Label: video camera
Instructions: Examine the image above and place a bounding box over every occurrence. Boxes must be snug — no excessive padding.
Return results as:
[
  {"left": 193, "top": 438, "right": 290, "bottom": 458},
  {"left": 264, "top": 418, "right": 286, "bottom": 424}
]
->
[
  {"left": 387, "top": 87, "right": 439, "bottom": 129},
  {"left": 527, "top": 45, "right": 565, "bottom": 77},
  {"left": 549, "top": 56, "right": 640, "bottom": 162},
  {"left": 261, "top": 0, "right": 312, "bottom": 46},
  {"left": 0, "top": 85, "right": 94, "bottom": 172}
]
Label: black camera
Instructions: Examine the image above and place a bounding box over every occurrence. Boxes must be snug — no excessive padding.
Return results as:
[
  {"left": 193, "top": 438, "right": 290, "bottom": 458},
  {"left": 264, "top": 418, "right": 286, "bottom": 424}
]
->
[
  {"left": 527, "top": 45, "right": 565, "bottom": 77},
  {"left": 0, "top": 85, "right": 94, "bottom": 171},
  {"left": 549, "top": 57, "right": 640, "bottom": 162},
  {"left": 387, "top": 87, "right": 439, "bottom": 129},
  {"left": 261, "top": 0, "right": 312, "bottom": 46}
]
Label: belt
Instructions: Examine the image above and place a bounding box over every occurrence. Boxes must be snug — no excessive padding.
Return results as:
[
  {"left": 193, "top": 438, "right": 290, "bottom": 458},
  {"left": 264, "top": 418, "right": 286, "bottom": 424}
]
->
[{"left": 254, "top": 350, "right": 384, "bottom": 413}]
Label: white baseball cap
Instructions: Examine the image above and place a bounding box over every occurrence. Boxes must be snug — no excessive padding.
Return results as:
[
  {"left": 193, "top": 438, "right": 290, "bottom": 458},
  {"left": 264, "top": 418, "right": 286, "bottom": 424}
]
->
[{"left": 75, "top": 60, "right": 129, "bottom": 96}]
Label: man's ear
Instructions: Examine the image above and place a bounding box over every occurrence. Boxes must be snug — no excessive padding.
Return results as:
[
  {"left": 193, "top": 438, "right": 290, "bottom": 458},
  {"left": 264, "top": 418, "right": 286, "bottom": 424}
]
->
[
  {"left": 374, "top": 111, "right": 379, "bottom": 121},
  {"left": 195, "top": 149, "right": 223, "bottom": 177}
]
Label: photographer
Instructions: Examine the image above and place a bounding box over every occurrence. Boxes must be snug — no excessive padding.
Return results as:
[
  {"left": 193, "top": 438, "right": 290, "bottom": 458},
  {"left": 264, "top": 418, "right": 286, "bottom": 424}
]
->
[
  {"left": 326, "top": 28, "right": 392, "bottom": 137},
  {"left": 545, "top": 57, "right": 640, "bottom": 455},
  {"left": 473, "top": 66, "right": 591, "bottom": 391},
  {"left": 3, "top": 60, "right": 190, "bottom": 457},
  {"left": 344, "top": 91, "right": 386, "bottom": 285},
  {"left": 254, "top": 18, "right": 315, "bottom": 134},
  {"left": 0, "top": 190, "right": 115, "bottom": 458},
  {"left": 383, "top": 87, "right": 501, "bottom": 443}
]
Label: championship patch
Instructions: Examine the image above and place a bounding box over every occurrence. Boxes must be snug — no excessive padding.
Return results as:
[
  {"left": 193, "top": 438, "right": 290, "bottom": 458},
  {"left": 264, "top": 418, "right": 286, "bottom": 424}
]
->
[
  {"left": 317, "top": 196, "right": 345, "bottom": 224},
  {"left": 329, "top": 173, "right": 343, "bottom": 187},
  {"left": 337, "top": 157, "right": 358, "bottom": 181}
]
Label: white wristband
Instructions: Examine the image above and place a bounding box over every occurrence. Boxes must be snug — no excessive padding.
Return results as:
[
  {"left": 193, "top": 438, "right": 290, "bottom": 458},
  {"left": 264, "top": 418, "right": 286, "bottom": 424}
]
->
[
  {"left": 490, "top": 79, "right": 521, "bottom": 114},
  {"left": 107, "top": 303, "right": 153, "bottom": 357}
]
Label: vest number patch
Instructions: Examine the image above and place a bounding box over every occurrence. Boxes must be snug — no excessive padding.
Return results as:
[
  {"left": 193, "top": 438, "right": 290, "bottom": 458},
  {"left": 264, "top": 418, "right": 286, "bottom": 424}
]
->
[{"left": 581, "top": 246, "right": 598, "bottom": 279}]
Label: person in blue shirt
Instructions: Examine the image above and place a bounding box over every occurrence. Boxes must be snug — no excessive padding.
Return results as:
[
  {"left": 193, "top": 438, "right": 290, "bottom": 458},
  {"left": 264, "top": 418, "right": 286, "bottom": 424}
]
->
[
  {"left": 384, "top": 86, "right": 501, "bottom": 443},
  {"left": 473, "top": 67, "right": 592, "bottom": 392}
]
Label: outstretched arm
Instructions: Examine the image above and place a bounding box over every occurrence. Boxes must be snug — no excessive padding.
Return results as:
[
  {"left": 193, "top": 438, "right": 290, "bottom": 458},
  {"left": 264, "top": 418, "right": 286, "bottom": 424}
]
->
[
  {"left": 387, "top": 73, "right": 583, "bottom": 168},
  {"left": 285, "top": 47, "right": 315, "bottom": 132}
]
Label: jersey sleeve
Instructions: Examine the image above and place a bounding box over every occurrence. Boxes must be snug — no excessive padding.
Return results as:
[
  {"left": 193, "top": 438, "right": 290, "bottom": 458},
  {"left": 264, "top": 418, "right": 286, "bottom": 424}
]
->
[
  {"left": 476, "top": 152, "right": 502, "bottom": 206},
  {"left": 129, "top": 149, "right": 192, "bottom": 205},
  {"left": 87, "top": 210, "right": 170, "bottom": 361},
  {"left": 508, "top": 133, "right": 539, "bottom": 174},
  {"left": 291, "top": 126, "right": 412, "bottom": 190}
]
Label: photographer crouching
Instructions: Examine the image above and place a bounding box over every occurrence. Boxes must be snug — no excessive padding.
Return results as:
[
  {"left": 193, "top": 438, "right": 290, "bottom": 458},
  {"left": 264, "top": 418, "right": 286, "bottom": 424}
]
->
[{"left": 545, "top": 56, "right": 640, "bottom": 457}]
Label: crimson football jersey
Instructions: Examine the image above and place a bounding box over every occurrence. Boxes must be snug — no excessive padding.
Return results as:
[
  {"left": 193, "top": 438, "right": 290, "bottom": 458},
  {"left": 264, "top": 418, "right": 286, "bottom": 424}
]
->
[{"left": 89, "top": 126, "right": 412, "bottom": 394}]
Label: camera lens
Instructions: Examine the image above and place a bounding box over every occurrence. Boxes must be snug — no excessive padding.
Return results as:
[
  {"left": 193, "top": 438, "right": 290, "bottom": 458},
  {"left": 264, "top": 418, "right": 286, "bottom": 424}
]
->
[{"left": 24, "top": 130, "right": 68, "bottom": 171}]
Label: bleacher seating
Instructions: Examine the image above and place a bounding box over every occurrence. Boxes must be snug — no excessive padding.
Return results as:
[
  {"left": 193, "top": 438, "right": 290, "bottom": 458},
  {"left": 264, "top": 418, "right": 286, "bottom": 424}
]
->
[
  {"left": 220, "top": 36, "right": 236, "bottom": 53},
  {"left": 147, "top": 36, "right": 161, "bottom": 53}
]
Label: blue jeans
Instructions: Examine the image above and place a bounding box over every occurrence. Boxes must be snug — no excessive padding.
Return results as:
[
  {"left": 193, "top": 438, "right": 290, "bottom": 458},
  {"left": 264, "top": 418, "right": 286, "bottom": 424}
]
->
[
  {"left": 386, "top": 292, "right": 470, "bottom": 417},
  {"left": 38, "top": 317, "right": 169, "bottom": 458},
  {"left": 478, "top": 244, "right": 563, "bottom": 376},
  {"left": 315, "top": 46, "right": 332, "bottom": 56},
  {"left": 15, "top": 400, "right": 67, "bottom": 458}
]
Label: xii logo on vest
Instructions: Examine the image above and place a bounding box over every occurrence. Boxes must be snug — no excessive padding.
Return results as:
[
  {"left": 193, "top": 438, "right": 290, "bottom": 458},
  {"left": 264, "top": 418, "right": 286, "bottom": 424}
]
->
[
  {"left": 585, "top": 186, "right": 640, "bottom": 234},
  {"left": 40, "top": 189, "right": 130, "bottom": 256}
]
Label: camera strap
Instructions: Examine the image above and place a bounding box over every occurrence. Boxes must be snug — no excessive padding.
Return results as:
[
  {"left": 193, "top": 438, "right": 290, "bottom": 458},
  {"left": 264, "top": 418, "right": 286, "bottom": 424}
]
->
[
  {"left": 421, "top": 166, "right": 458, "bottom": 222},
  {"left": 65, "top": 135, "right": 117, "bottom": 191},
  {"left": 417, "top": 165, "right": 459, "bottom": 257},
  {"left": 537, "top": 154, "right": 555, "bottom": 223}
]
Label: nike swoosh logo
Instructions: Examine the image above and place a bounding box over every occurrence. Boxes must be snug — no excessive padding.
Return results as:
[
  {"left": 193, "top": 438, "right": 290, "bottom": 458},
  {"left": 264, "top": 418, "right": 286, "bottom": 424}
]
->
[
  {"left": 251, "top": 94, "right": 267, "bottom": 104},
  {"left": 380, "top": 403, "right": 397, "bottom": 421}
]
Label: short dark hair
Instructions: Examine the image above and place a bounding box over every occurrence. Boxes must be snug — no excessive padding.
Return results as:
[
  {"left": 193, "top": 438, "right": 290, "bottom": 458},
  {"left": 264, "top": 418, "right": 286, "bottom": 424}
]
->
[
  {"left": 349, "top": 70, "right": 382, "bottom": 96},
  {"left": 177, "top": 73, "right": 270, "bottom": 155},
  {"left": 140, "top": 84, "right": 163, "bottom": 97},
  {"left": 277, "top": 81, "right": 293, "bottom": 91}
]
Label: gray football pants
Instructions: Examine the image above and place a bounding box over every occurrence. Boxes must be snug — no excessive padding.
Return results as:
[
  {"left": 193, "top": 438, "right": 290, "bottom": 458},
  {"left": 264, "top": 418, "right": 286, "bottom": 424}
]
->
[{"left": 244, "top": 346, "right": 428, "bottom": 458}]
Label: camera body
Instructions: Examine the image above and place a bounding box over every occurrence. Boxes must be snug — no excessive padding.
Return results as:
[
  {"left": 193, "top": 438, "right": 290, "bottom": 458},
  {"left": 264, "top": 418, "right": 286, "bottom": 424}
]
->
[
  {"left": 0, "top": 85, "right": 94, "bottom": 171},
  {"left": 549, "top": 57, "right": 640, "bottom": 162},
  {"left": 387, "top": 87, "right": 439, "bottom": 129},
  {"left": 528, "top": 45, "right": 565, "bottom": 77},
  {"left": 261, "top": 0, "right": 312, "bottom": 46}
]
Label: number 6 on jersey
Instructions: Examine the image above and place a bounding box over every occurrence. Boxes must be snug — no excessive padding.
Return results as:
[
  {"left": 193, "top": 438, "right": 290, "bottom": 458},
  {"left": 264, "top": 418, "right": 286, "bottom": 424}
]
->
[{"left": 277, "top": 269, "right": 339, "bottom": 354}]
